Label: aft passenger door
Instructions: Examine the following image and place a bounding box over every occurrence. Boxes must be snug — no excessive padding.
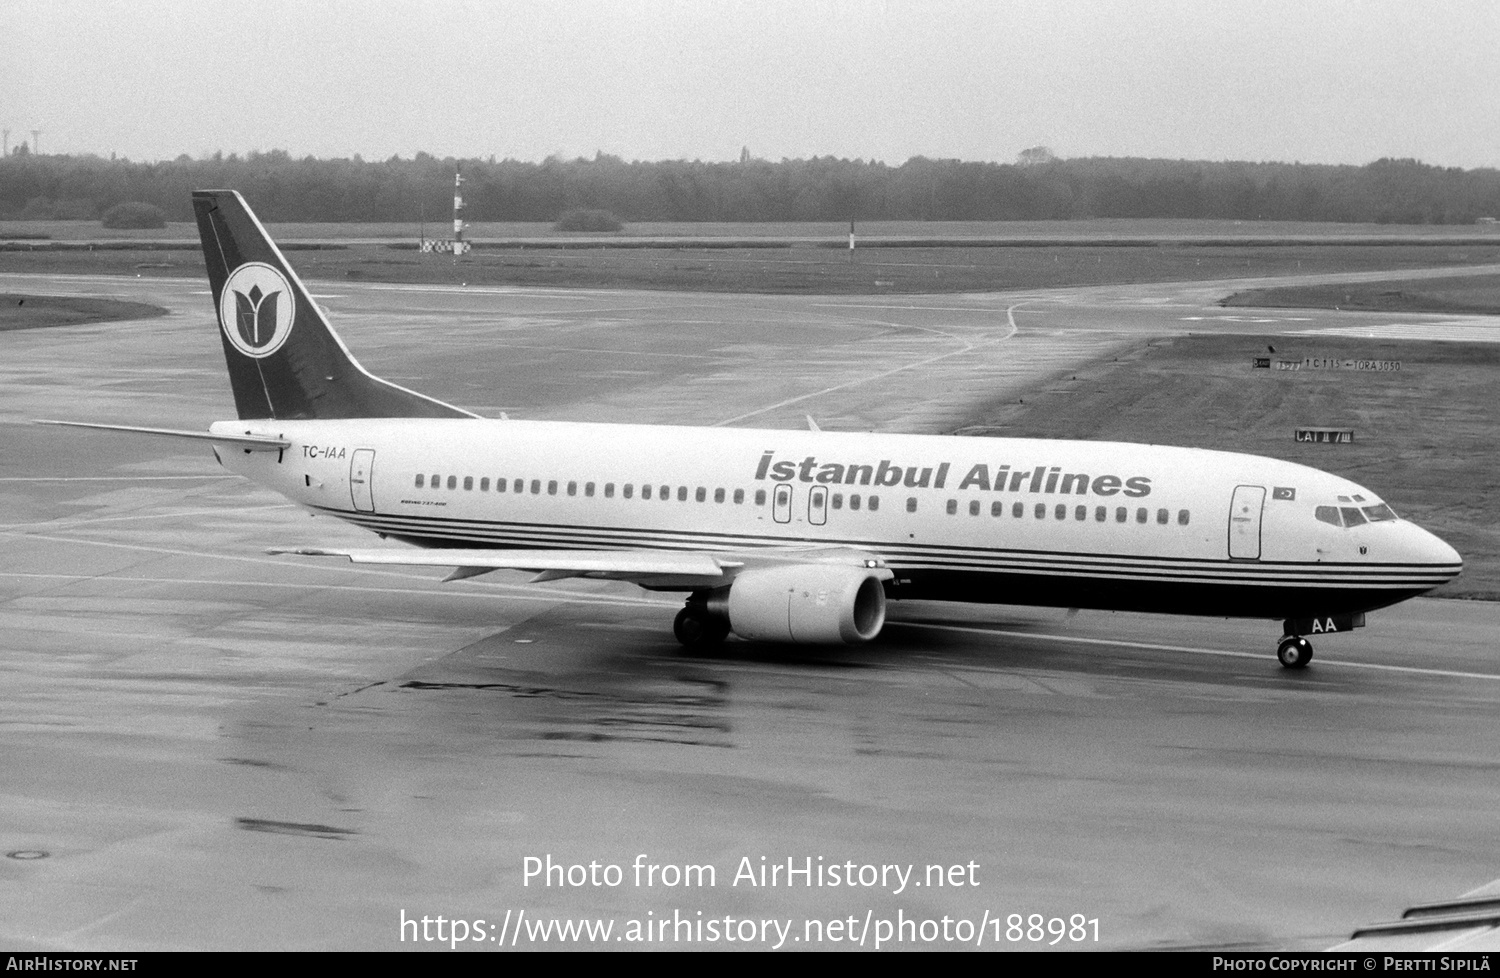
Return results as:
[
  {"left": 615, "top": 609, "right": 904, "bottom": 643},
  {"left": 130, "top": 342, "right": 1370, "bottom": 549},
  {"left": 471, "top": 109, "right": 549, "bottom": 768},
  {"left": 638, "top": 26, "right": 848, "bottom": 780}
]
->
[
  {"left": 350, "top": 449, "right": 375, "bottom": 513},
  {"left": 1228, "top": 485, "right": 1265, "bottom": 559}
]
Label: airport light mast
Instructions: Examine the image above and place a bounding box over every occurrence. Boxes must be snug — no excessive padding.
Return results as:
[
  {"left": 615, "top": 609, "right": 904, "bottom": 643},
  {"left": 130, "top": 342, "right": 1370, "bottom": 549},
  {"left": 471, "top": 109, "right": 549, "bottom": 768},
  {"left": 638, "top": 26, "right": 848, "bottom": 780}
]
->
[
  {"left": 452, "top": 165, "right": 468, "bottom": 264},
  {"left": 418, "top": 163, "right": 470, "bottom": 262}
]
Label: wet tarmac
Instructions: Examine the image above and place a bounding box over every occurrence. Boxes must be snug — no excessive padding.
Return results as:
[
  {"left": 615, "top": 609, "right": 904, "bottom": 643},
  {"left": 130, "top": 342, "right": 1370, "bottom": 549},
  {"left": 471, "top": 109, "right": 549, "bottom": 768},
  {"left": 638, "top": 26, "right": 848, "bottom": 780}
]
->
[{"left": 1, "top": 270, "right": 1497, "bottom": 950}]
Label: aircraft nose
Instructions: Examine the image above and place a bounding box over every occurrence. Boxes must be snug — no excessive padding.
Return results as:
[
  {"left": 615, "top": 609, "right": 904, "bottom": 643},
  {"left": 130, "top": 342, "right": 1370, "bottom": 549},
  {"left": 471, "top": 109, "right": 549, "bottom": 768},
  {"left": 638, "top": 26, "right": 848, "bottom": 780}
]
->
[{"left": 1407, "top": 522, "right": 1463, "bottom": 581}]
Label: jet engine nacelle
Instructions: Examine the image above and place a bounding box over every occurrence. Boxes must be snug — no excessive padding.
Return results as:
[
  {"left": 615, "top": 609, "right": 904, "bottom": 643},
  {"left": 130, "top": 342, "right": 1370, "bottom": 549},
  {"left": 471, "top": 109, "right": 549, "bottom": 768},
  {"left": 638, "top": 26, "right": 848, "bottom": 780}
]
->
[{"left": 717, "top": 565, "right": 889, "bottom": 644}]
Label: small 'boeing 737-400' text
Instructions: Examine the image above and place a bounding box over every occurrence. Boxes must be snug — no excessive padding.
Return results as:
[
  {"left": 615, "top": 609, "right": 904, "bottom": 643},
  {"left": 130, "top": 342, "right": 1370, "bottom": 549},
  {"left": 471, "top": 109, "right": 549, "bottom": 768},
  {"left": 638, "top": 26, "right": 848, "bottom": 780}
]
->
[{"left": 41, "top": 191, "right": 1463, "bottom": 668}]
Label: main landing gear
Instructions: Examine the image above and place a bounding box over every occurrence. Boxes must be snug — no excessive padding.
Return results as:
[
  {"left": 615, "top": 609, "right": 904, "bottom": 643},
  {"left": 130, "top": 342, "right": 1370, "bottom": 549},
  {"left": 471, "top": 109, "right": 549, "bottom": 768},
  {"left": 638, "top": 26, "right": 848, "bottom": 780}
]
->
[
  {"left": 674, "top": 605, "right": 729, "bottom": 653},
  {"left": 1276, "top": 635, "right": 1313, "bottom": 669}
]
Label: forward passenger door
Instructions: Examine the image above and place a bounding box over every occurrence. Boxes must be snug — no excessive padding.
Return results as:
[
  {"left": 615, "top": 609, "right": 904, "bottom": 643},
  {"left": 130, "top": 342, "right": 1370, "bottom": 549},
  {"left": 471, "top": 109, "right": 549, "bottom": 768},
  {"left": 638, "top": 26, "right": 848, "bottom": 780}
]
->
[{"left": 1228, "top": 485, "right": 1265, "bottom": 559}]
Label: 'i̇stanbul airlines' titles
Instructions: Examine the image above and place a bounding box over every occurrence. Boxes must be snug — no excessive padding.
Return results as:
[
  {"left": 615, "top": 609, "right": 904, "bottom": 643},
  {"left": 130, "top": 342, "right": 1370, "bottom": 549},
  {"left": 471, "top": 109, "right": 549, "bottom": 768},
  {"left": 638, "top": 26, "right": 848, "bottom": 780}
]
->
[{"left": 753, "top": 451, "right": 1153, "bottom": 497}]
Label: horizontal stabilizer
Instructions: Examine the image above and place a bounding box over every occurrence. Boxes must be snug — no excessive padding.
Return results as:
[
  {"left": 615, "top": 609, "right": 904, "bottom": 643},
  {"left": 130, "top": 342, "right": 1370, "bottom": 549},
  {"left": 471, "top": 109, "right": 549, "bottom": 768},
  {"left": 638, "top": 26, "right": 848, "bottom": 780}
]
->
[{"left": 36, "top": 420, "right": 290, "bottom": 451}]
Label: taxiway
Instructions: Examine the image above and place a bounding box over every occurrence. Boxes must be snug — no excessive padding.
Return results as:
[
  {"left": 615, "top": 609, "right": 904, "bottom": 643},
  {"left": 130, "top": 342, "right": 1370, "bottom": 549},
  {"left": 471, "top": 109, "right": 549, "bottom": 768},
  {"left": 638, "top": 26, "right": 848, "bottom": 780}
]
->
[{"left": 1, "top": 269, "right": 1497, "bottom": 950}]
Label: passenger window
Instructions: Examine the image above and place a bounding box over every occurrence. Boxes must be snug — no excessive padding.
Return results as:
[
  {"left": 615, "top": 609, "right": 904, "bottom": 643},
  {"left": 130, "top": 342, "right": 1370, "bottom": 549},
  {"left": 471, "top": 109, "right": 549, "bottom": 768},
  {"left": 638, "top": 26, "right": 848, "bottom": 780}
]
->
[
  {"left": 678, "top": 486, "right": 688, "bottom": 502},
  {"left": 946, "top": 499, "right": 958, "bottom": 515},
  {"left": 1116, "top": 507, "right": 1127, "bottom": 523},
  {"left": 547, "top": 480, "right": 557, "bottom": 496},
  {"left": 447, "top": 476, "right": 457, "bottom": 490},
  {"left": 754, "top": 489, "right": 766, "bottom": 506},
  {"left": 660, "top": 485, "right": 670, "bottom": 500},
  {"left": 1075, "top": 505, "right": 1087, "bottom": 521},
  {"left": 1340, "top": 506, "right": 1368, "bottom": 526},
  {"left": 480, "top": 477, "right": 490, "bottom": 491},
  {"left": 430, "top": 473, "right": 440, "bottom": 487},
  {"left": 1013, "top": 502, "right": 1024, "bottom": 518},
  {"left": 415, "top": 474, "right": 424, "bottom": 488},
  {"left": 1178, "top": 509, "right": 1190, "bottom": 526},
  {"left": 604, "top": 483, "right": 614, "bottom": 498},
  {"left": 1095, "top": 506, "right": 1106, "bottom": 522},
  {"left": 1034, "top": 503, "right": 1046, "bottom": 519},
  {"left": 1156, "top": 508, "right": 1168, "bottom": 525},
  {"left": 1054, "top": 504, "right": 1067, "bottom": 520},
  {"left": 1363, "top": 503, "right": 1396, "bottom": 522},
  {"left": 833, "top": 494, "right": 844, "bottom": 510},
  {"left": 642, "top": 485, "right": 653, "bottom": 500},
  {"left": 1135, "top": 508, "right": 1147, "bottom": 524},
  {"left": 695, "top": 487, "right": 706, "bottom": 502},
  {"left": 585, "top": 482, "right": 595, "bottom": 497},
  {"left": 734, "top": 489, "right": 745, "bottom": 504},
  {"left": 567, "top": 481, "right": 577, "bottom": 496},
  {"left": 991, "top": 500, "right": 1003, "bottom": 517},
  {"left": 623, "top": 484, "right": 633, "bottom": 499},
  {"left": 970, "top": 500, "right": 981, "bottom": 516},
  {"left": 496, "top": 478, "right": 506, "bottom": 492},
  {"left": 513, "top": 479, "right": 524, "bottom": 493},
  {"left": 463, "top": 476, "right": 473, "bottom": 491},
  {"left": 908, "top": 497, "right": 919, "bottom": 513},
  {"left": 850, "top": 494, "right": 861, "bottom": 511},
  {"left": 868, "top": 496, "right": 879, "bottom": 512},
  {"left": 714, "top": 488, "right": 725, "bottom": 503}
]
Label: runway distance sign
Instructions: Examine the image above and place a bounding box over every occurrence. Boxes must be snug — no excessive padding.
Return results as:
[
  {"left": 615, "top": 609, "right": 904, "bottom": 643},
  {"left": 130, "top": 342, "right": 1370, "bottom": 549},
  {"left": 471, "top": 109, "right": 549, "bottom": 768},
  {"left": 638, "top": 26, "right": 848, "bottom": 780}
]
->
[{"left": 1254, "top": 357, "right": 1402, "bottom": 371}]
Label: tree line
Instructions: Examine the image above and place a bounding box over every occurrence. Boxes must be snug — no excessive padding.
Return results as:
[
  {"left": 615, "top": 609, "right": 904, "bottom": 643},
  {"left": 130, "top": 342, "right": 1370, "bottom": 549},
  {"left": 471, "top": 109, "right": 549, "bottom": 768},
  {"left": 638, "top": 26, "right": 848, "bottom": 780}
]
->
[{"left": 2, "top": 149, "right": 1498, "bottom": 225}]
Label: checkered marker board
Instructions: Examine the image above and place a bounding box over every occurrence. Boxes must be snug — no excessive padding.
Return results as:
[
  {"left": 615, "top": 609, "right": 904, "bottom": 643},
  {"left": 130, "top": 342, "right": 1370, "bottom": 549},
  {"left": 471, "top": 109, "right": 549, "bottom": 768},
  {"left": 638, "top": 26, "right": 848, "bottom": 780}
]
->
[{"left": 419, "top": 240, "right": 471, "bottom": 255}]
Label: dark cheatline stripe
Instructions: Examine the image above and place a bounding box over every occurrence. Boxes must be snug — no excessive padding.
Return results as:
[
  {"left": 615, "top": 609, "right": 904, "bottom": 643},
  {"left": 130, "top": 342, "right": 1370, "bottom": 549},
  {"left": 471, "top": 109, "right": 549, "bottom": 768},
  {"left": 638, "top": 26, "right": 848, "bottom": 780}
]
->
[{"left": 315, "top": 506, "right": 1454, "bottom": 591}]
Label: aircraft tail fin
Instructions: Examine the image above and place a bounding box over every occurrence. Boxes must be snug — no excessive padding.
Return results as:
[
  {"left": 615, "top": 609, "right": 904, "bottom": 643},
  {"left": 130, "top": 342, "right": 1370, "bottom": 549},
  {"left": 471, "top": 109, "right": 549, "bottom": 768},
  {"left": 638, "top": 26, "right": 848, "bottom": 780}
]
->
[{"left": 191, "top": 190, "right": 475, "bottom": 420}]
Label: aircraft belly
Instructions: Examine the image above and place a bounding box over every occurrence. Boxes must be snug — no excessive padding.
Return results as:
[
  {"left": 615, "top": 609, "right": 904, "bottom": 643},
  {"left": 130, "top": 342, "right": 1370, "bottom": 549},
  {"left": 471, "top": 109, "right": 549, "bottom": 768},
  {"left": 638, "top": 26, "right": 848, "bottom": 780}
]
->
[{"left": 887, "top": 567, "right": 1439, "bottom": 619}]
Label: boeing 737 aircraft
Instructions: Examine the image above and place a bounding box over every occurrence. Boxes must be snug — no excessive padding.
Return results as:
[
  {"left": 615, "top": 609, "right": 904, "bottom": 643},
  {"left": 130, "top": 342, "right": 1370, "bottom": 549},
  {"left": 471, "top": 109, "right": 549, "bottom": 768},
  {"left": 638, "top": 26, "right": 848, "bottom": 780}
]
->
[{"left": 42, "top": 191, "right": 1463, "bottom": 668}]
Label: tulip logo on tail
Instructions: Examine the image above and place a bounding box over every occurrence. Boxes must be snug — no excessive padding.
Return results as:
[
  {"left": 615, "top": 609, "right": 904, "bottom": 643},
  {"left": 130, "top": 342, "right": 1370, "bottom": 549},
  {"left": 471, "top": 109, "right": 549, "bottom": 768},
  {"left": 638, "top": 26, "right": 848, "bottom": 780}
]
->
[{"left": 219, "top": 262, "right": 295, "bottom": 358}]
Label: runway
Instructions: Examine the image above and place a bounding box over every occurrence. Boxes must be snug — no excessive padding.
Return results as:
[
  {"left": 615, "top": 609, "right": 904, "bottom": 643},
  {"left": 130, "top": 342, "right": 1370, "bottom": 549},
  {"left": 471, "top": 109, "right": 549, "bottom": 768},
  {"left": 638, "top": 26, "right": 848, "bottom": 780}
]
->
[{"left": 1, "top": 269, "right": 1498, "bottom": 950}]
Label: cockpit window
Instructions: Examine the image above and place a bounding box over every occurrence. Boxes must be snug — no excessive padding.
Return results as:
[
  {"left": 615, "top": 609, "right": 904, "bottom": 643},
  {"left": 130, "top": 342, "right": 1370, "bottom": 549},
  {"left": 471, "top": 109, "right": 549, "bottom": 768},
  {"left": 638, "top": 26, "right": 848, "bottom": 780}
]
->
[{"left": 1318, "top": 501, "right": 1399, "bottom": 528}]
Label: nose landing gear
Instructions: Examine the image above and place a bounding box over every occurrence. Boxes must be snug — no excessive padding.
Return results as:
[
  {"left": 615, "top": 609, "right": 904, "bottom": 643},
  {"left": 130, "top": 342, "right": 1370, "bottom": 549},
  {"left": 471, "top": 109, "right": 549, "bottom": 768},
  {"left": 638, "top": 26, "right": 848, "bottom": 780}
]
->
[{"left": 1276, "top": 635, "right": 1313, "bottom": 669}]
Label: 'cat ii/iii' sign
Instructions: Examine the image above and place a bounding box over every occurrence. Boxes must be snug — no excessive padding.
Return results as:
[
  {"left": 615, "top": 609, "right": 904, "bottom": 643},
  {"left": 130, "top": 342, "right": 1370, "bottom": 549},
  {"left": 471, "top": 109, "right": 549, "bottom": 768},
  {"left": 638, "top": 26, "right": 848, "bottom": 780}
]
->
[{"left": 1295, "top": 428, "right": 1355, "bottom": 444}]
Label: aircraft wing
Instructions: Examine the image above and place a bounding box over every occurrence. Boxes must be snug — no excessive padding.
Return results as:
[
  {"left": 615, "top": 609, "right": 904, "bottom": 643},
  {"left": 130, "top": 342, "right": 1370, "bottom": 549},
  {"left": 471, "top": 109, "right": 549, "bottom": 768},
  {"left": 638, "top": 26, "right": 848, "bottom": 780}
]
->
[
  {"left": 268, "top": 546, "right": 742, "bottom": 586},
  {"left": 268, "top": 545, "right": 888, "bottom": 587}
]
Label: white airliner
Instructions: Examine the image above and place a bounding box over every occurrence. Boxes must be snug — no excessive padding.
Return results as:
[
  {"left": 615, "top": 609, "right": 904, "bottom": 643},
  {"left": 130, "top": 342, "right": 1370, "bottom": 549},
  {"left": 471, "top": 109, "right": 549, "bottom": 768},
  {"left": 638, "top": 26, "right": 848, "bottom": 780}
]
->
[{"left": 41, "top": 190, "right": 1462, "bottom": 668}]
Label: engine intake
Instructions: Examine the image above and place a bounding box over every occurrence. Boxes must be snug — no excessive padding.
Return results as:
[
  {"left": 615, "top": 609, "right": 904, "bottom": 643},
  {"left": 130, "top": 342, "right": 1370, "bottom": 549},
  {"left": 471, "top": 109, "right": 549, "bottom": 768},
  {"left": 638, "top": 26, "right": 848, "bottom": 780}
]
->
[{"left": 712, "top": 565, "right": 889, "bottom": 644}]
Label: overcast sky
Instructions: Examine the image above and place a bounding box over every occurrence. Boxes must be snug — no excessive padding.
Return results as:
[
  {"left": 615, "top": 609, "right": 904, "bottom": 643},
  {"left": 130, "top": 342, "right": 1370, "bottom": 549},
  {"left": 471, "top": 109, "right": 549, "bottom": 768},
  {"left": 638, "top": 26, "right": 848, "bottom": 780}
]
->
[{"left": 4, "top": 0, "right": 1497, "bottom": 168}]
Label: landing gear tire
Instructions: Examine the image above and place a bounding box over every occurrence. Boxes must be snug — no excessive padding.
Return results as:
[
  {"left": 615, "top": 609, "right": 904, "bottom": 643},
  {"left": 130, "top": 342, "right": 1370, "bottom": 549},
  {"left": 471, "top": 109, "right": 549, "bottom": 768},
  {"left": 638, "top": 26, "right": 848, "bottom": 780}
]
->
[
  {"left": 1277, "top": 636, "right": 1313, "bottom": 669},
  {"left": 674, "top": 607, "right": 729, "bottom": 653}
]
